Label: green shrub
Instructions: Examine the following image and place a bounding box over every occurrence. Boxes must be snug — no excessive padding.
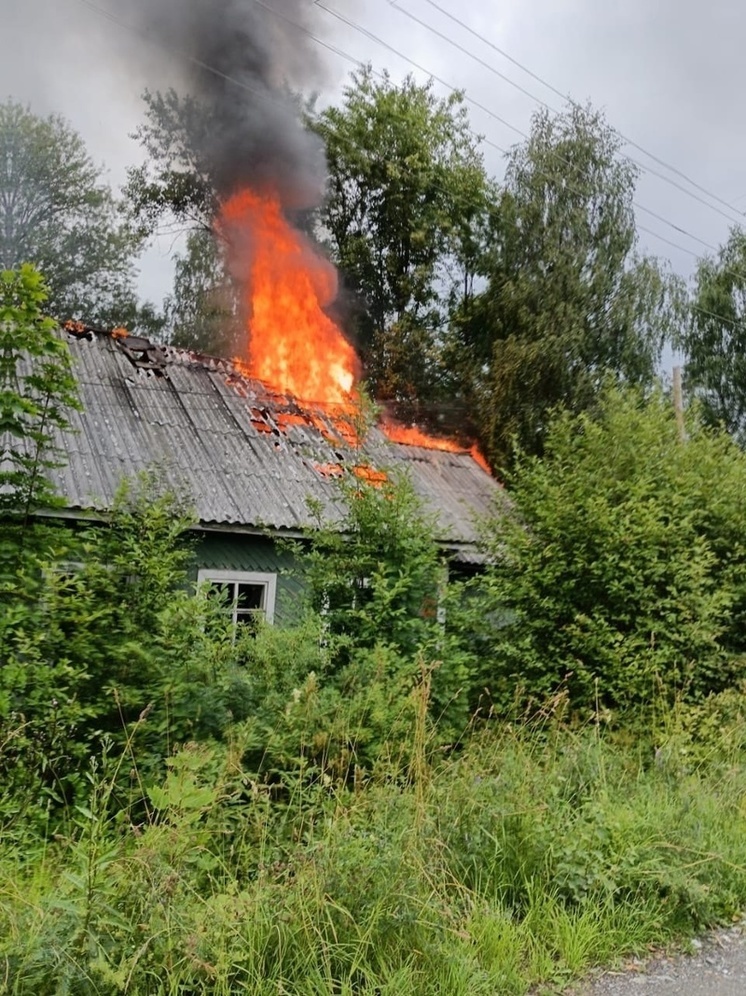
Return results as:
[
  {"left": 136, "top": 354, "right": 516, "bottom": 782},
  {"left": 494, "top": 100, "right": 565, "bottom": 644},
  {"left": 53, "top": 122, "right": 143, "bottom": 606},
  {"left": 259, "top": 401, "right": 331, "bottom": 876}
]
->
[
  {"left": 300, "top": 472, "right": 473, "bottom": 738},
  {"left": 5, "top": 711, "right": 746, "bottom": 995},
  {"left": 470, "top": 387, "right": 746, "bottom": 713},
  {"left": 0, "top": 471, "right": 200, "bottom": 822}
]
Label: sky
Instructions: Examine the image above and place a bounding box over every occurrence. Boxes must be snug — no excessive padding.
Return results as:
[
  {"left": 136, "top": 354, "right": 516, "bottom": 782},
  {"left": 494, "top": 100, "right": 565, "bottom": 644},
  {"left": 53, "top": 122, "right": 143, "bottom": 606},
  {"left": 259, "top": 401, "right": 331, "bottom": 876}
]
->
[{"left": 3, "top": 0, "right": 745, "bottom": 324}]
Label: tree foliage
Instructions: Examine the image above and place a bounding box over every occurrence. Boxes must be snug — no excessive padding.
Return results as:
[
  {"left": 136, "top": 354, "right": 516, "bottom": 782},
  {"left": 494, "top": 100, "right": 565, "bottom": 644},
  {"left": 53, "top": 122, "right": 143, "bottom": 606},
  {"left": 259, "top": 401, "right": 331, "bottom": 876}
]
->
[
  {"left": 311, "top": 68, "right": 493, "bottom": 404},
  {"left": 0, "top": 101, "right": 141, "bottom": 326},
  {"left": 451, "top": 105, "right": 678, "bottom": 466},
  {"left": 0, "top": 473, "right": 205, "bottom": 817},
  {"left": 299, "top": 471, "right": 471, "bottom": 737},
  {"left": 469, "top": 388, "right": 746, "bottom": 713},
  {"left": 683, "top": 228, "right": 746, "bottom": 443},
  {"left": 125, "top": 89, "right": 218, "bottom": 238},
  {"left": 0, "top": 265, "right": 80, "bottom": 524},
  {"left": 125, "top": 90, "right": 240, "bottom": 350},
  {"left": 163, "top": 228, "right": 241, "bottom": 355},
  {"left": 303, "top": 472, "right": 442, "bottom": 658}
]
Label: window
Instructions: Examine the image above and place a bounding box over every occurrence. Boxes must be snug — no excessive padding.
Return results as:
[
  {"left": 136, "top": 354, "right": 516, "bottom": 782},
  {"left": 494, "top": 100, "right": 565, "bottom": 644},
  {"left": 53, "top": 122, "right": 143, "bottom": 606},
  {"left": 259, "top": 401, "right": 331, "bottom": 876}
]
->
[{"left": 197, "top": 570, "right": 277, "bottom": 627}]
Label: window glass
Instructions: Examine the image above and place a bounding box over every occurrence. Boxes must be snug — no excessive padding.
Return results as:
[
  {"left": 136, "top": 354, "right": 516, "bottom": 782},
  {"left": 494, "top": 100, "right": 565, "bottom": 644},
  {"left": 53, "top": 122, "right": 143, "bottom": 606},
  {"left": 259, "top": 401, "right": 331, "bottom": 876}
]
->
[
  {"left": 236, "top": 583, "right": 264, "bottom": 611},
  {"left": 196, "top": 570, "right": 277, "bottom": 626}
]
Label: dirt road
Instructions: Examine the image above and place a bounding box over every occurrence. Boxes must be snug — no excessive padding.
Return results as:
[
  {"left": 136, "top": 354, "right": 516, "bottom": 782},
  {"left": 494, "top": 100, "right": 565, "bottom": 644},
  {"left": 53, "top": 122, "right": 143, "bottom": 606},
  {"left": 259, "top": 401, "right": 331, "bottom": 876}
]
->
[{"left": 572, "top": 925, "right": 746, "bottom": 995}]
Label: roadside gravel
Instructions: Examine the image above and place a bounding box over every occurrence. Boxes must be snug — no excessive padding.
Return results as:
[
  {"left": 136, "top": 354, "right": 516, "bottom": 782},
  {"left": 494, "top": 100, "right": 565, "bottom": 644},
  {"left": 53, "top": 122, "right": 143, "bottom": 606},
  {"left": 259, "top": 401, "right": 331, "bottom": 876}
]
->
[{"left": 570, "top": 924, "right": 746, "bottom": 995}]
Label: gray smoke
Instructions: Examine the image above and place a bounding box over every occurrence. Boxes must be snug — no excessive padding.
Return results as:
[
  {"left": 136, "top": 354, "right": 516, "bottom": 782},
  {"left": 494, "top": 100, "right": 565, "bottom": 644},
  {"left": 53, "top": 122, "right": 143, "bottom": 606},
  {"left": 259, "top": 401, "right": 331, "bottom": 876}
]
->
[{"left": 131, "top": 0, "right": 332, "bottom": 209}]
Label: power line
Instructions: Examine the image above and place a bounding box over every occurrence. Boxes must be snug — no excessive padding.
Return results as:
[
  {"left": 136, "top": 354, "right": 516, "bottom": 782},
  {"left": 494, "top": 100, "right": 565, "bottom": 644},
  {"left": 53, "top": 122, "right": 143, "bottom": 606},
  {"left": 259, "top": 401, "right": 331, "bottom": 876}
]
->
[
  {"left": 402, "top": 0, "right": 745, "bottom": 220},
  {"left": 690, "top": 303, "right": 746, "bottom": 333},
  {"left": 258, "top": 2, "right": 724, "bottom": 262},
  {"left": 380, "top": 0, "right": 745, "bottom": 226},
  {"left": 66, "top": 0, "right": 746, "bottom": 291},
  {"left": 309, "top": 1, "right": 739, "bottom": 257},
  {"left": 638, "top": 222, "right": 746, "bottom": 287},
  {"left": 312, "top": 0, "right": 527, "bottom": 142},
  {"left": 68, "top": 0, "right": 731, "bottom": 266},
  {"left": 315, "top": 0, "right": 528, "bottom": 142},
  {"left": 398, "top": 0, "right": 570, "bottom": 105},
  {"left": 266, "top": 0, "right": 728, "bottom": 267},
  {"left": 64, "top": 0, "right": 508, "bottom": 218},
  {"left": 326, "top": 0, "right": 561, "bottom": 114},
  {"left": 638, "top": 224, "right": 700, "bottom": 259},
  {"left": 70, "top": 0, "right": 287, "bottom": 111},
  {"left": 635, "top": 207, "right": 718, "bottom": 253},
  {"left": 42, "top": 2, "right": 746, "bottom": 395},
  {"left": 250, "top": 0, "right": 369, "bottom": 75},
  {"left": 637, "top": 225, "right": 746, "bottom": 333}
]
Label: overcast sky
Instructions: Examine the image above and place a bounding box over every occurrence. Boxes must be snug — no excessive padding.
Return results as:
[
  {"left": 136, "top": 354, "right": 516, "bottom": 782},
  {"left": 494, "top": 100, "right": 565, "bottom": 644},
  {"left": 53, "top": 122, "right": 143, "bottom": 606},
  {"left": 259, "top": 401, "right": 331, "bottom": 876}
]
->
[{"left": 3, "top": 0, "right": 744, "bottom": 312}]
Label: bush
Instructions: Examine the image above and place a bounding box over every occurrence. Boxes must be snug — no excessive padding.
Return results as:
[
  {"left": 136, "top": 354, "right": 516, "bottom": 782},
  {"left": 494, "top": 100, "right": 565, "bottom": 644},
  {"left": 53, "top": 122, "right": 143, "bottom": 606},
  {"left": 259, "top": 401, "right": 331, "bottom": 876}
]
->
[
  {"left": 300, "top": 472, "right": 473, "bottom": 739},
  {"left": 469, "top": 388, "right": 746, "bottom": 713},
  {"left": 0, "top": 471, "right": 200, "bottom": 822},
  {"left": 5, "top": 709, "right": 746, "bottom": 994}
]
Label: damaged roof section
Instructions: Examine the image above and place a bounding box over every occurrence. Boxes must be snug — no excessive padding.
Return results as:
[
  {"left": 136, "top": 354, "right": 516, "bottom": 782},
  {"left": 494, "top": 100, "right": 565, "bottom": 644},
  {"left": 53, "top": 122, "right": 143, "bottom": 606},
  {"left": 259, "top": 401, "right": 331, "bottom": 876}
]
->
[{"left": 46, "top": 325, "right": 500, "bottom": 552}]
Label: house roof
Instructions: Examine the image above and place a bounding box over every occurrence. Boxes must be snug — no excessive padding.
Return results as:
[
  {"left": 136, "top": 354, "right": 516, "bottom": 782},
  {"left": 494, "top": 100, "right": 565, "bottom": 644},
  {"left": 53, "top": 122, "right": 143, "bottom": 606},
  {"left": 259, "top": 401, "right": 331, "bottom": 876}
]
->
[{"left": 46, "top": 326, "right": 500, "bottom": 553}]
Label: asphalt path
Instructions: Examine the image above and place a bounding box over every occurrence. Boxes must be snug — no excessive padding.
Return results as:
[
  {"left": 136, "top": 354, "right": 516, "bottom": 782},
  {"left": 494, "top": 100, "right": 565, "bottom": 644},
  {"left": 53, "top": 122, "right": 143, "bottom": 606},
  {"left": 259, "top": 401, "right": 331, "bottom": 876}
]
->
[{"left": 572, "top": 925, "right": 746, "bottom": 995}]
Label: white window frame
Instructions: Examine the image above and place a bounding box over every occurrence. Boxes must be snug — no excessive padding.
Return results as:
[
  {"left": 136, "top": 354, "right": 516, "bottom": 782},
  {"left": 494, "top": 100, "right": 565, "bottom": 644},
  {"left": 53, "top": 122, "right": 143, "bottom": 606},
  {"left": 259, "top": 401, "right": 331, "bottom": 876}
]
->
[{"left": 197, "top": 569, "right": 277, "bottom": 625}]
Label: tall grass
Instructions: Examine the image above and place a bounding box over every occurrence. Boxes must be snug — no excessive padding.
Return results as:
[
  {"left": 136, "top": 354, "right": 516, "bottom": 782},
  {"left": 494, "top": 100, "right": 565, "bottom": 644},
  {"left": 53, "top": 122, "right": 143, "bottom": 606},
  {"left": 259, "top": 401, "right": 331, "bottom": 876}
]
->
[{"left": 3, "top": 692, "right": 746, "bottom": 995}]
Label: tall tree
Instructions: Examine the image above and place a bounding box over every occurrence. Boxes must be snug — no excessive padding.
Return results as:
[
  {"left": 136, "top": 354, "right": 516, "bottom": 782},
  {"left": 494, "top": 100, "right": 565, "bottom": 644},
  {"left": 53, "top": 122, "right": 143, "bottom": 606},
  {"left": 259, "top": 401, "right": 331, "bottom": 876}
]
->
[
  {"left": 0, "top": 101, "right": 141, "bottom": 327},
  {"left": 0, "top": 265, "right": 80, "bottom": 523},
  {"left": 452, "top": 104, "right": 678, "bottom": 467},
  {"left": 683, "top": 228, "right": 746, "bottom": 443},
  {"left": 0, "top": 265, "right": 81, "bottom": 609},
  {"left": 310, "top": 68, "right": 493, "bottom": 405},
  {"left": 163, "top": 229, "right": 241, "bottom": 355},
  {"left": 125, "top": 89, "right": 240, "bottom": 351},
  {"left": 125, "top": 89, "right": 218, "bottom": 239}
]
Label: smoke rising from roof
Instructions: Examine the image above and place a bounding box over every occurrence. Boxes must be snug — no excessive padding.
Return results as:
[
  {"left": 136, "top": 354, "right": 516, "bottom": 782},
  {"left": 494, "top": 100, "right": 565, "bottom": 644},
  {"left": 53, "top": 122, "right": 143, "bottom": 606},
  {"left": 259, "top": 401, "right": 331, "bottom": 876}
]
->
[{"left": 130, "top": 0, "right": 332, "bottom": 209}]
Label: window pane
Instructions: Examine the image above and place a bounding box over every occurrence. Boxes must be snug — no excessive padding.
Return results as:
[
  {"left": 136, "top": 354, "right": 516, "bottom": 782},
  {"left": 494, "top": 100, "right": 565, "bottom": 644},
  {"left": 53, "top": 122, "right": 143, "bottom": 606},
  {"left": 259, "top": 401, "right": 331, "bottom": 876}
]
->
[
  {"left": 197, "top": 572, "right": 276, "bottom": 627},
  {"left": 236, "top": 583, "right": 265, "bottom": 610}
]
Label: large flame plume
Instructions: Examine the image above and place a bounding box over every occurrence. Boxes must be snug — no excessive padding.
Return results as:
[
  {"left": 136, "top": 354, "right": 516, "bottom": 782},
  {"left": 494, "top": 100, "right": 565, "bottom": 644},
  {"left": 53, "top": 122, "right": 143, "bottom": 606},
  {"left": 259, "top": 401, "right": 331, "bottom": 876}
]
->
[
  {"left": 221, "top": 188, "right": 359, "bottom": 405},
  {"left": 220, "top": 186, "right": 491, "bottom": 473}
]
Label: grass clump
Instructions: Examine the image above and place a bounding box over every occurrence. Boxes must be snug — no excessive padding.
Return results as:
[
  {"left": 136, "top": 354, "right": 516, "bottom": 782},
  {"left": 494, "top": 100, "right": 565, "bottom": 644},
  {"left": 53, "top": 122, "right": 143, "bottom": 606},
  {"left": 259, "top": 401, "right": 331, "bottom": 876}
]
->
[{"left": 3, "top": 692, "right": 746, "bottom": 995}]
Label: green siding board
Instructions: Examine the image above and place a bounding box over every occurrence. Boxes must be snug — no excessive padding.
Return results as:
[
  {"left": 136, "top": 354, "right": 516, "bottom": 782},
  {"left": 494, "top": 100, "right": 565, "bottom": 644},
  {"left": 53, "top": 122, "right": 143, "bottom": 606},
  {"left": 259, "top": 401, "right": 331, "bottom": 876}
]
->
[{"left": 189, "top": 532, "right": 307, "bottom": 627}]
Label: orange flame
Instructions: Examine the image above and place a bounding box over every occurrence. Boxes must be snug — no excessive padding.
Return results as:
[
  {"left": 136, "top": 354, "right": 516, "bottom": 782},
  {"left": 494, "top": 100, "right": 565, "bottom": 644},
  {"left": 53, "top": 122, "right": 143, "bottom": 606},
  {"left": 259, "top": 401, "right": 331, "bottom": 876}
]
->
[
  {"left": 469, "top": 444, "right": 493, "bottom": 475},
  {"left": 380, "top": 418, "right": 462, "bottom": 453},
  {"left": 220, "top": 186, "right": 492, "bottom": 478},
  {"left": 221, "top": 188, "right": 359, "bottom": 405},
  {"left": 382, "top": 417, "right": 492, "bottom": 474},
  {"left": 353, "top": 464, "right": 388, "bottom": 486}
]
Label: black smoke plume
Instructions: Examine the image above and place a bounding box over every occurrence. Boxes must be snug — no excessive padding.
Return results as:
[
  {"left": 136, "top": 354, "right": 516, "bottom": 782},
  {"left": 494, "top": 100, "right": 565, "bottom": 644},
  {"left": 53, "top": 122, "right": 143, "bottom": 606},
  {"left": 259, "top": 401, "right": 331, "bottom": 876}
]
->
[{"left": 131, "top": 0, "right": 331, "bottom": 209}]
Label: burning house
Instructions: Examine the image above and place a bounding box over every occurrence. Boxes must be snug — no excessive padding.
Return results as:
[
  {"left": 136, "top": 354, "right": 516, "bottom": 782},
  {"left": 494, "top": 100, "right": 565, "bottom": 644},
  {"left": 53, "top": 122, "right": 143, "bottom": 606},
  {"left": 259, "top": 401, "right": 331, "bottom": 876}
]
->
[
  {"left": 41, "top": 102, "right": 500, "bottom": 627},
  {"left": 48, "top": 319, "right": 499, "bottom": 627},
  {"left": 30, "top": 1, "right": 500, "bottom": 623},
  {"left": 38, "top": 98, "right": 499, "bottom": 631}
]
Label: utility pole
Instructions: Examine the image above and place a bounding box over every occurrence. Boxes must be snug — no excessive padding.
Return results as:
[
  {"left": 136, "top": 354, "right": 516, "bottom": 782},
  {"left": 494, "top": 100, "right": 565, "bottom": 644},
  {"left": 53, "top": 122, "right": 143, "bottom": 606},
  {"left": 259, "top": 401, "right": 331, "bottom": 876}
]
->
[{"left": 673, "top": 366, "right": 685, "bottom": 441}]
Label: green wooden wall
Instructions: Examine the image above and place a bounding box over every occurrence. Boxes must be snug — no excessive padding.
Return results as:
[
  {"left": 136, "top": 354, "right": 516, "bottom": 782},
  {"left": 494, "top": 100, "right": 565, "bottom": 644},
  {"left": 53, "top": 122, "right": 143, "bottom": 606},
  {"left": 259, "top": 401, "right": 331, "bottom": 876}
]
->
[{"left": 188, "top": 531, "right": 306, "bottom": 627}]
